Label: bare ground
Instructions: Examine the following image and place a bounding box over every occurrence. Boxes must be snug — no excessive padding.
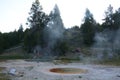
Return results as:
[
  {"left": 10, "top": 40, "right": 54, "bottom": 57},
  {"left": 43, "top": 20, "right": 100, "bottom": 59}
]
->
[{"left": 0, "top": 60, "right": 120, "bottom": 80}]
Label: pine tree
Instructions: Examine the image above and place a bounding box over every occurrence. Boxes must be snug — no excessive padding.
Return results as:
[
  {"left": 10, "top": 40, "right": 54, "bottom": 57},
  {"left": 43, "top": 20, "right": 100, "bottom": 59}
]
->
[
  {"left": 102, "top": 4, "right": 114, "bottom": 30},
  {"left": 0, "top": 32, "right": 4, "bottom": 53},
  {"left": 49, "top": 4, "right": 65, "bottom": 38},
  {"left": 18, "top": 24, "right": 24, "bottom": 42},
  {"left": 24, "top": 0, "right": 49, "bottom": 52},
  {"left": 46, "top": 4, "right": 66, "bottom": 56},
  {"left": 80, "top": 8, "right": 96, "bottom": 46},
  {"left": 112, "top": 8, "right": 120, "bottom": 30}
]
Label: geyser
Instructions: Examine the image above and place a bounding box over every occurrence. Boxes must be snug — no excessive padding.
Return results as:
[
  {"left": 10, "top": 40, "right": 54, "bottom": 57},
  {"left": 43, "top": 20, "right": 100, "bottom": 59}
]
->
[{"left": 49, "top": 68, "right": 88, "bottom": 74}]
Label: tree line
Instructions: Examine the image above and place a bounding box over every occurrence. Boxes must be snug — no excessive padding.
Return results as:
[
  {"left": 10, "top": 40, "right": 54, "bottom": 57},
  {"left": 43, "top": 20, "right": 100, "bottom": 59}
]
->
[
  {"left": 0, "top": 0, "right": 120, "bottom": 57},
  {"left": 0, "top": 24, "right": 24, "bottom": 53}
]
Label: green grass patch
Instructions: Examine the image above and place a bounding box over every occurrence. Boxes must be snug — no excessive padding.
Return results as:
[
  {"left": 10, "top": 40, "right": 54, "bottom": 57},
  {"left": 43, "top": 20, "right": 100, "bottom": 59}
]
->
[
  {"left": 0, "top": 67, "right": 10, "bottom": 80},
  {"left": 0, "top": 67, "right": 6, "bottom": 72},
  {"left": 0, "top": 45, "right": 31, "bottom": 59},
  {"left": 98, "top": 58, "right": 120, "bottom": 66},
  {"left": 57, "top": 57, "right": 80, "bottom": 63},
  {"left": 61, "top": 57, "right": 80, "bottom": 61},
  {"left": 0, "top": 73, "right": 11, "bottom": 80},
  {"left": 0, "top": 54, "right": 30, "bottom": 59}
]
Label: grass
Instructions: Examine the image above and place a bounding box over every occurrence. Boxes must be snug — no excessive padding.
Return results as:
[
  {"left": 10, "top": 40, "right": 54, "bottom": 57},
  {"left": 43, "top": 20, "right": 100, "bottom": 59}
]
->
[
  {"left": 100, "top": 59, "right": 120, "bottom": 66},
  {"left": 0, "top": 46, "right": 31, "bottom": 59},
  {"left": 0, "top": 73, "right": 11, "bottom": 80},
  {"left": 0, "top": 67, "right": 11, "bottom": 80},
  {"left": 0, "top": 67, "right": 6, "bottom": 72},
  {"left": 53, "top": 57, "right": 80, "bottom": 65},
  {"left": 80, "top": 47, "right": 120, "bottom": 66},
  {"left": 0, "top": 54, "right": 30, "bottom": 59},
  {"left": 94, "top": 57, "right": 120, "bottom": 66},
  {"left": 60, "top": 57, "right": 80, "bottom": 62}
]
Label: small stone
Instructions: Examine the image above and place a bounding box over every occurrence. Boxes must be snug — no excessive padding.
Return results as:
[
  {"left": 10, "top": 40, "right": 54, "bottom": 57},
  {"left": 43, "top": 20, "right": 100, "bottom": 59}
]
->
[
  {"left": 78, "top": 76, "right": 82, "bottom": 78},
  {"left": 117, "top": 75, "right": 120, "bottom": 77},
  {"left": 35, "top": 77, "right": 38, "bottom": 79},
  {"left": 9, "top": 68, "right": 16, "bottom": 75}
]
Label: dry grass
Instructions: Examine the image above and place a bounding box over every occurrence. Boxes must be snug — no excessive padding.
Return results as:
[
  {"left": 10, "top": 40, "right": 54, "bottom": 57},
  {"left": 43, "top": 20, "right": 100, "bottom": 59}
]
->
[
  {"left": 0, "top": 73, "right": 11, "bottom": 80},
  {"left": 99, "top": 59, "right": 120, "bottom": 66},
  {"left": 0, "top": 46, "right": 30, "bottom": 59},
  {"left": 0, "top": 67, "right": 11, "bottom": 80}
]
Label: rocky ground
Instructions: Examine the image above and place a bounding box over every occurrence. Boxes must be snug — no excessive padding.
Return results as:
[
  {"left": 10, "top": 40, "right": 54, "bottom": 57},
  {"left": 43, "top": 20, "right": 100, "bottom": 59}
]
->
[{"left": 0, "top": 60, "right": 120, "bottom": 80}]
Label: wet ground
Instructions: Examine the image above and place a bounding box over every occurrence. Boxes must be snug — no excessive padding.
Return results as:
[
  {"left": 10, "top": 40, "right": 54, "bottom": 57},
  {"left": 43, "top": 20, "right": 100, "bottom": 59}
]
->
[{"left": 0, "top": 60, "right": 120, "bottom": 80}]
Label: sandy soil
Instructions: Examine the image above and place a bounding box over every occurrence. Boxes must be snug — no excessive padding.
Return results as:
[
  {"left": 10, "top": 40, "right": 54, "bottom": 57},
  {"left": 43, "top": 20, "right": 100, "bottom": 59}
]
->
[{"left": 0, "top": 60, "right": 120, "bottom": 80}]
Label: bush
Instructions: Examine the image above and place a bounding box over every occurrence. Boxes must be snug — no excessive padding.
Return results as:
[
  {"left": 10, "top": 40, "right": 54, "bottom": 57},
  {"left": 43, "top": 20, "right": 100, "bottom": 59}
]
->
[{"left": 53, "top": 41, "right": 70, "bottom": 56}]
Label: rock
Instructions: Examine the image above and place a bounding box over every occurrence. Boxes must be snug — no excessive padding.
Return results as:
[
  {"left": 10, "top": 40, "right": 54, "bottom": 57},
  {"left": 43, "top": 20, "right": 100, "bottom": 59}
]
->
[
  {"left": 18, "top": 72, "right": 24, "bottom": 77},
  {"left": 9, "top": 68, "right": 24, "bottom": 77},
  {"left": 78, "top": 76, "right": 82, "bottom": 78},
  {"left": 117, "top": 75, "right": 120, "bottom": 77},
  {"left": 9, "top": 68, "right": 16, "bottom": 75}
]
